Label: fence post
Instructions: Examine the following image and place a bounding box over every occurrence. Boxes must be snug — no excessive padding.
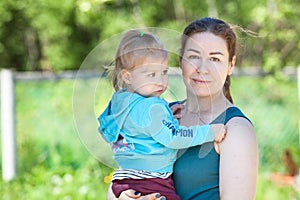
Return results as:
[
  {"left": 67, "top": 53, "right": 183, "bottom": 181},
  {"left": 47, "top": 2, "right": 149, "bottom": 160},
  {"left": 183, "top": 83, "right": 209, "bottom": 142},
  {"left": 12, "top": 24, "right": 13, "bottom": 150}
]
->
[
  {"left": 298, "top": 66, "right": 300, "bottom": 146},
  {"left": 1, "top": 69, "right": 17, "bottom": 181},
  {"left": 298, "top": 66, "right": 300, "bottom": 100}
]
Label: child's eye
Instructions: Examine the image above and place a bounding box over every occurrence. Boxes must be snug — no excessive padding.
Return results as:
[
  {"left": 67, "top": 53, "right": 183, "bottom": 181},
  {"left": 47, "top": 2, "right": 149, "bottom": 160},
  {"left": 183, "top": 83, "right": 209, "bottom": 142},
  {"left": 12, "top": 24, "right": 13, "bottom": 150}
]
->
[
  {"left": 148, "top": 73, "right": 155, "bottom": 77},
  {"left": 162, "top": 70, "right": 168, "bottom": 75}
]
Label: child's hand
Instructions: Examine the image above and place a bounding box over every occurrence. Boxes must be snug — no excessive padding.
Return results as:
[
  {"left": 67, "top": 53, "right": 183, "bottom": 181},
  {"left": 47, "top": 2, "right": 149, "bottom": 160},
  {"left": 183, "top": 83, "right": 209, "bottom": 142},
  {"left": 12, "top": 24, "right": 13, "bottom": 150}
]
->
[
  {"left": 211, "top": 124, "right": 226, "bottom": 143},
  {"left": 170, "top": 103, "right": 184, "bottom": 120}
]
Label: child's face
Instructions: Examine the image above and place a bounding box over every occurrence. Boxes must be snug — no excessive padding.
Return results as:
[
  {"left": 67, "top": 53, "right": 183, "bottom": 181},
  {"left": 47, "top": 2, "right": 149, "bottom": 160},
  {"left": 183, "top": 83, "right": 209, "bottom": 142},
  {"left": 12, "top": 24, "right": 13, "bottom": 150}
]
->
[{"left": 122, "top": 57, "right": 168, "bottom": 97}]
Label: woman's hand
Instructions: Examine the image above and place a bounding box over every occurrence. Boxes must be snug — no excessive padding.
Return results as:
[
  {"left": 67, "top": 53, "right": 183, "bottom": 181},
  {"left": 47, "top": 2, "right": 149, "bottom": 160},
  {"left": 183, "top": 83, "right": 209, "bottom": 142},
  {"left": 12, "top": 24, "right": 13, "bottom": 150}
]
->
[
  {"left": 118, "top": 190, "right": 166, "bottom": 200},
  {"left": 170, "top": 103, "right": 184, "bottom": 120},
  {"left": 107, "top": 183, "right": 166, "bottom": 200}
]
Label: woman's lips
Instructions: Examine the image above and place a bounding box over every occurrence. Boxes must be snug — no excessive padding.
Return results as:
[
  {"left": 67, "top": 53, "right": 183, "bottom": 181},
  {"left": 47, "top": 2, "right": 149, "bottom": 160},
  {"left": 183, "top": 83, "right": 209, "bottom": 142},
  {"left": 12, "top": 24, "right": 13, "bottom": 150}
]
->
[{"left": 192, "top": 78, "right": 210, "bottom": 85}]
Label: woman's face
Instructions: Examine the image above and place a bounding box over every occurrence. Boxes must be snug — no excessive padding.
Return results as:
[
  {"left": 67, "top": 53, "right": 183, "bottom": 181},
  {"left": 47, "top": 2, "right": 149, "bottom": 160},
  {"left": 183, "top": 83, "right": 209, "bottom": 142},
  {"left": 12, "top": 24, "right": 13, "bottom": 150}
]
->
[{"left": 181, "top": 32, "right": 234, "bottom": 97}]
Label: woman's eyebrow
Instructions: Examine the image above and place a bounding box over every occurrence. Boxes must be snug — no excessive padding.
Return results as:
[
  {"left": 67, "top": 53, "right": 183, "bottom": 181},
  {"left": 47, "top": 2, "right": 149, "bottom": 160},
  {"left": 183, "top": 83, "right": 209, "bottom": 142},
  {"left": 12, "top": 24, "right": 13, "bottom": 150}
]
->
[
  {"left": 210, "top": 52, "right": 224, "bottom": 56},
  {"left": 186, "top": 49, "right": 200, "bottom": 54},
  {"left": 187, "top": 49, "right": 224, "bottom": 56}
]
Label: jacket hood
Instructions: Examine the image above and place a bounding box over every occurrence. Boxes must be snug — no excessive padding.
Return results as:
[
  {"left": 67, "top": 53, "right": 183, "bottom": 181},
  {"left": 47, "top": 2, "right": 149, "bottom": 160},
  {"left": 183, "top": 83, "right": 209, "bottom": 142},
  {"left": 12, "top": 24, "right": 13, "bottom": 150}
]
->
[{"left": 98, "top": 90, "right": 143, "bottom": 143}]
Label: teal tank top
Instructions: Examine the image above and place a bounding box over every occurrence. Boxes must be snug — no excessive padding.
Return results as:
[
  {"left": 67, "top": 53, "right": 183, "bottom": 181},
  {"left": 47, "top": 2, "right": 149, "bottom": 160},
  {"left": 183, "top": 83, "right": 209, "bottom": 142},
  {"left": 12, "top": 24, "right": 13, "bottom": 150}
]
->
[{"left": 173, "top": 106, "right": 251, "bottom": 200}]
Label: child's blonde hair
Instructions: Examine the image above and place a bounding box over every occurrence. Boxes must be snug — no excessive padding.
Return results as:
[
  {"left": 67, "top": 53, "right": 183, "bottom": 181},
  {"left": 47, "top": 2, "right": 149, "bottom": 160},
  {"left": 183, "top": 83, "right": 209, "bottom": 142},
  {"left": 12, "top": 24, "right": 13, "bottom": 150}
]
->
[{"left": 111, "top": 30, "right": 168, "bottom": 91}]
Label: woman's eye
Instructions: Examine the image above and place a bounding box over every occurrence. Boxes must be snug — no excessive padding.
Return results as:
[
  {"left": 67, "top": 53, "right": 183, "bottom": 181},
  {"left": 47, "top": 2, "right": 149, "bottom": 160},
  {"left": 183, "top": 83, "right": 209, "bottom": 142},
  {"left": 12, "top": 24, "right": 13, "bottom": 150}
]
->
[
  {"left": 210, "top": 57, "right": 220, "bottom": 62},
  {"left": 188, "top": 55, "right": 199, "bottom": 59}
]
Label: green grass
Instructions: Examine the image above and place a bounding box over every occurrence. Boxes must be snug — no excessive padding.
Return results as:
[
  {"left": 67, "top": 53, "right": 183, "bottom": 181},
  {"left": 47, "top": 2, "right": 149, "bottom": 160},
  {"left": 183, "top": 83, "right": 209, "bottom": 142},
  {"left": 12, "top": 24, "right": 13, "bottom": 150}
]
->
[{"left": 0, "top": 75, "right": 299, "bottom": 199}]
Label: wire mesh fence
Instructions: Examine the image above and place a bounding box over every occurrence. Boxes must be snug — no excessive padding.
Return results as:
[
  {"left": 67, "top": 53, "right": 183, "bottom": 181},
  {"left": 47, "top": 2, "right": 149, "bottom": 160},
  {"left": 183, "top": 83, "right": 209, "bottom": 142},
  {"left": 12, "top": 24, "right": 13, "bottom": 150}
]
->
[{"left": 1, "top": 69, "right": 299, "bottom": 178}]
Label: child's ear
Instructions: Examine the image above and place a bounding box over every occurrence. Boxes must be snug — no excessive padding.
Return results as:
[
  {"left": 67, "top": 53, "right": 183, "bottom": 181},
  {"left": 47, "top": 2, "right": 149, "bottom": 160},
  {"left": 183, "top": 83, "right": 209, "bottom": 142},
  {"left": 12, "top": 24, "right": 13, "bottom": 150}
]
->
[
  {"left": 228, "top": 55, "right": 236, "bottom": 75},
  {"left": 121, "top": 69, "right": 132, "bottom": 84}
]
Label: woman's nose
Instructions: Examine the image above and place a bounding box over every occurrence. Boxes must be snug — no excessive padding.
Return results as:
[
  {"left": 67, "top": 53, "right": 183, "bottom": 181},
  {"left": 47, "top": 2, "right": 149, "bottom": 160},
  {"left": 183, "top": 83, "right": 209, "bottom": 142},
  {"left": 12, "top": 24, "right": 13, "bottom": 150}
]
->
[{"left": 195, "top": 60, "right": 209, "bottom": 74}]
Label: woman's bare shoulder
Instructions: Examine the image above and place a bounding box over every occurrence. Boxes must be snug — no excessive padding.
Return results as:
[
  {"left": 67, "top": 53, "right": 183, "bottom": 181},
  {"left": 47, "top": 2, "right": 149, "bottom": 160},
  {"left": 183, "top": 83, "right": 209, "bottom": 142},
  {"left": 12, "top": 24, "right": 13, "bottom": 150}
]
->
[
  {"left": 227, "top": 116, "right": 254, "bottom": 133},
  {"left": 220, "top": 116, "right": 257, "bottom": 151}
]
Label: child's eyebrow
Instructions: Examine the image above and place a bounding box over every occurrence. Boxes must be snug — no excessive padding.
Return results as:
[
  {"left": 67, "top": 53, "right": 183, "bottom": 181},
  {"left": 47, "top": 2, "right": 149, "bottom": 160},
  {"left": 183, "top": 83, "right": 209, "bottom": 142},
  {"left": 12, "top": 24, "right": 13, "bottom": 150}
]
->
[{"left": 139, "top": 67, "right": 154, "bottom": 73}]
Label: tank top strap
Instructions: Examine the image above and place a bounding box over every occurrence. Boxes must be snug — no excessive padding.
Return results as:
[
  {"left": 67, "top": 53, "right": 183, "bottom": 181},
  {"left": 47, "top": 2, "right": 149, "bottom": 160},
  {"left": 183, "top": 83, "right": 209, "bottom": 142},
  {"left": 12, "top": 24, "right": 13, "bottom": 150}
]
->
[{"left": 210, "top": 106, "right": 252, "bottom": 125}]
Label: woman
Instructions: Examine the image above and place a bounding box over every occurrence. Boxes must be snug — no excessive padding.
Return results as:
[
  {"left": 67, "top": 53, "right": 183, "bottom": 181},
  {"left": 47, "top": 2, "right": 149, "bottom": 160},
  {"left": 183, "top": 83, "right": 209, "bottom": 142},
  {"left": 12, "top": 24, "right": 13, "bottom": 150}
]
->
[{"left": 107, "top": 17, "right": 258, "bottom": 200}]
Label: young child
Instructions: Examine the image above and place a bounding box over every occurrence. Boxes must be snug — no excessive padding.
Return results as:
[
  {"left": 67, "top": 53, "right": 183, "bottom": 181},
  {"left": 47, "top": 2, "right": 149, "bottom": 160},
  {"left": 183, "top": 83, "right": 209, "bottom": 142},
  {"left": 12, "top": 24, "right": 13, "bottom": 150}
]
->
[{"left": 98, "top": 30, "right": 226, "bottom": 199}]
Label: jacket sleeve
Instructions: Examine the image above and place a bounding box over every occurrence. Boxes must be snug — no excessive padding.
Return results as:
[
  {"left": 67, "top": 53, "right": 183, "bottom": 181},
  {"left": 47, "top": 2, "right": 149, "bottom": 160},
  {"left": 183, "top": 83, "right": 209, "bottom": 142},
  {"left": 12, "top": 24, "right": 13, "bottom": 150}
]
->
[{"left": 135, "top": 99, "right": 214, "bottom": 149}]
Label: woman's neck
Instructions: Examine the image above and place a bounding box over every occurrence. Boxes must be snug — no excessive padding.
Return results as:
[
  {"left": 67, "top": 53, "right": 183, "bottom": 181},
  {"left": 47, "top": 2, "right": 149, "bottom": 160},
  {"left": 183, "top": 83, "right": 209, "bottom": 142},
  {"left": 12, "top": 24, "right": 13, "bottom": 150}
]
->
[{"left": 185, "top": 91, "right": 231, "bottom": 119}]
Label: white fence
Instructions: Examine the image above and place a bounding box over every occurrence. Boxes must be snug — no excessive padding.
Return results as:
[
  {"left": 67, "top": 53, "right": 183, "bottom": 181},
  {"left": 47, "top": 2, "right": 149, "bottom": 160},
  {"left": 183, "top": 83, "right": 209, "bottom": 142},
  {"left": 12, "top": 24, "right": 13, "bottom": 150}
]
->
[{"left": 1, "top": 69, "right": 16, "bottom": 181}]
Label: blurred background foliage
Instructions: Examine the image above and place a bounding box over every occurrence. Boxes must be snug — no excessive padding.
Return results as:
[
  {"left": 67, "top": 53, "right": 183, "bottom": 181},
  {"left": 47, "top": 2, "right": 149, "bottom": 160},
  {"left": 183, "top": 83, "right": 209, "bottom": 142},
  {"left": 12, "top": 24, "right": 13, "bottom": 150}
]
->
[
  {"left": 1, "top": 1, "right": 300, "bottom": 199},
  {"left": 0, "top": 0, "right": 299, "bottom": 73}
]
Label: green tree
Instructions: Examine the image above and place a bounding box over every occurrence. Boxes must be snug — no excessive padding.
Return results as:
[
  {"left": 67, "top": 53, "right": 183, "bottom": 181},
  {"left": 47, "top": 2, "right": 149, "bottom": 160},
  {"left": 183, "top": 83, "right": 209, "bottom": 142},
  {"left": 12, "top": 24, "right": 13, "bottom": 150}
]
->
[
  {"left": 0, "top": 0, "right": 30, "bottom": 70},
  {"left": 0, "top": 0, "right": 299, "bottom": 73}
]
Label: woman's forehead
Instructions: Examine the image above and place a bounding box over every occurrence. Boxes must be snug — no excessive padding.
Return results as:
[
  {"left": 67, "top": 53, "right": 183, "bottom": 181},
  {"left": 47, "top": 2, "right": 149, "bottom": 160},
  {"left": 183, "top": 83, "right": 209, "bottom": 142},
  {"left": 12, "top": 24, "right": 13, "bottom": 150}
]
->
[{"left": 185, "top": 32, "right": 227, "bottom": 54}]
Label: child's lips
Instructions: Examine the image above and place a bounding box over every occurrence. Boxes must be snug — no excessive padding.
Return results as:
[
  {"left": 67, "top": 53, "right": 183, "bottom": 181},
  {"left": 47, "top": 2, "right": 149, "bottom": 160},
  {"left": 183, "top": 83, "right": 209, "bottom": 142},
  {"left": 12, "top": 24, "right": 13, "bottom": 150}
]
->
[{"left": 155, "top": 88, "right": 165, "bottom": 93}]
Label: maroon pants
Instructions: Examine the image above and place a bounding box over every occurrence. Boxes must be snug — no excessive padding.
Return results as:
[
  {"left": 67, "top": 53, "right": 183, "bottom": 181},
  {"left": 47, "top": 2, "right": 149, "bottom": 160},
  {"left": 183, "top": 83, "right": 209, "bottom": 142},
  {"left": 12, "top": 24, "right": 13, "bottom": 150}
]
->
[{"left": 112, "top": 176, "right": 180, "bottom": 200}]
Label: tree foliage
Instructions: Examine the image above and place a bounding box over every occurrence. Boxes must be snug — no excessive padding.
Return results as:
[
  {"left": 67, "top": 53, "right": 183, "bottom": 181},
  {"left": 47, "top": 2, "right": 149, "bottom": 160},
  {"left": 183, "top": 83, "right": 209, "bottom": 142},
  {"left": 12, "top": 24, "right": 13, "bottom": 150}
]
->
[{"left": 0, "top": 0, "right": 299, "bottom": 73}]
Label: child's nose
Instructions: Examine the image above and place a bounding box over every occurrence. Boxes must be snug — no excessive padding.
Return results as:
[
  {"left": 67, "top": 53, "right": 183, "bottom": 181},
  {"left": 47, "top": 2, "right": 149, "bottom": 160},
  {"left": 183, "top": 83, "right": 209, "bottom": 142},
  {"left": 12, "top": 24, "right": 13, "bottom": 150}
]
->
[{"left": 156, "top": 76, "right": 166, "bottom": 85}]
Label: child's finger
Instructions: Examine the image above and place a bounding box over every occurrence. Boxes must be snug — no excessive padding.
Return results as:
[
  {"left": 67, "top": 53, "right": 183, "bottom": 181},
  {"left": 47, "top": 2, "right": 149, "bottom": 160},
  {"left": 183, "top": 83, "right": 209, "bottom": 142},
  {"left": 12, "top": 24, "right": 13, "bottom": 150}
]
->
[
  {"left": 173, "top": 113, "right": 182, "bottom": 120},
  {"left": 170, "top": 104, "right": 184, "bottom": 114}
]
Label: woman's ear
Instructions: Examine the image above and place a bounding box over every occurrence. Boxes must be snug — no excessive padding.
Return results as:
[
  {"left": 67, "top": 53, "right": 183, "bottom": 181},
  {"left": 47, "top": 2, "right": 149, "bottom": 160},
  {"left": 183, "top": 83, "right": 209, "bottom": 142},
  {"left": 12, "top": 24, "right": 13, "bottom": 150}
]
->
[
  {"left": 121, "top": 69, "right": 132, "bottom": 84},
  {"left": 228, "top": 55, "right": 236, "bottom": 75}
]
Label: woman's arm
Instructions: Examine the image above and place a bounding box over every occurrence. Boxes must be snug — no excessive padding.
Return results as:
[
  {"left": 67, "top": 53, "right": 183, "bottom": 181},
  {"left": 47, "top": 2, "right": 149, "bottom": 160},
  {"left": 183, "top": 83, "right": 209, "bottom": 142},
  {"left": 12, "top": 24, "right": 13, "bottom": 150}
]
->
[
  {"left": 107, "top": 183, "right": 166, "bottom": 200},
  {"left": 219, "top": 117, "right": 258, "bottom": 200}
]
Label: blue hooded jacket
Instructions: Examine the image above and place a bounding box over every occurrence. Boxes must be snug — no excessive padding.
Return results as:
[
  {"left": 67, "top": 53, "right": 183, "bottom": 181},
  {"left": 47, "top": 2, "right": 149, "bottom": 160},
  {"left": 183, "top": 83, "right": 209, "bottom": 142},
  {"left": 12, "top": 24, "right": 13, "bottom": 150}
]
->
[{"left": 98, "top": 90, "right": 214, "bottom": 173}]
